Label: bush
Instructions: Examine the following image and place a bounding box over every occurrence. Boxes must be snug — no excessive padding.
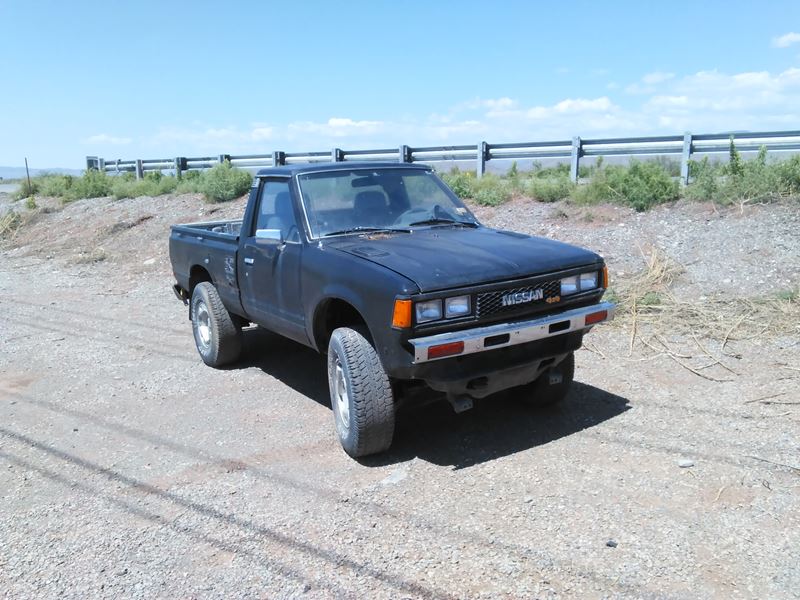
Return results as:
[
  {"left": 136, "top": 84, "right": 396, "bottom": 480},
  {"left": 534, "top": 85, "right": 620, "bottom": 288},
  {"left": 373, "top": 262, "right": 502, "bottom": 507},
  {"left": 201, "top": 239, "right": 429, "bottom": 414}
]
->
[
  {"left": 776, "top": 154, "right": 800, "bottom": 194},
  {"left": 684, "top": 157, "right": 720, "bottom": 201},
  {"left": 38, "top": 174, "right": 75, "bottom": 197},
  {"left": 12, "top": 179, "right": 38, "bottom": 200},
  {"left": 66, "top": 170, "right": 113, "bottom": 201},
  {"left": 523, "top": 175, "right": 574, "bottom": 202},
  {"left": 573, "top": 160, "right": 679, "bottom": 211},
  {"left": 440, "top": 167, "right": 475, "bottom": 199},
  {"left": 199, "top": 161, "right": 252, "bottom": 202},
  {"left": 471, "top": 174, "right": 513, "bottom": 206},
  {"left": 685, "top": 144, "right": 788, "bottom": 204},
  {"left": 111, "top": 171, "right": 178, "bottom": 199}
]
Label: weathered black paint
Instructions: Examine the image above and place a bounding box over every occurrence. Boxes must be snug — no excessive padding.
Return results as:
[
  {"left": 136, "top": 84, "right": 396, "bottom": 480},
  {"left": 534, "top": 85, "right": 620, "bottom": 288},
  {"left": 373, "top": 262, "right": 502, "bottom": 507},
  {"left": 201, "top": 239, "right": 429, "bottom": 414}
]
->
[{"left": 169, "top": 162, "right": 606, "bottom": 389}]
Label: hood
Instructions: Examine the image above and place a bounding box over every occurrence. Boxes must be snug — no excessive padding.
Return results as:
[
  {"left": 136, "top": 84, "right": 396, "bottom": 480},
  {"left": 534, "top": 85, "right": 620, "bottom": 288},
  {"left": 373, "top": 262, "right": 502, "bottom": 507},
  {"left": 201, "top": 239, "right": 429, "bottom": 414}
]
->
[{"left": 326, "top": 226, "right": 602, "bottom": 292}]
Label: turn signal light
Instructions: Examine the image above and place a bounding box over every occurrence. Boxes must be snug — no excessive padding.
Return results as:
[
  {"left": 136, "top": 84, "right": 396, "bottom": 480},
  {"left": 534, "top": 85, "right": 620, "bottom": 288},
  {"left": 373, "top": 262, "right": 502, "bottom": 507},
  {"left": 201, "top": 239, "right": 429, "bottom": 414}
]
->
[
  {"left": 602, "top": 265, "right": 609, "bottom": 289},
  {"left": 584, "top": 310, "right": 608, "bottom": 326},
  {"left": 392, "top": 299, "right": 412, "bottom": 328},
  {"left": 427, "top": 341, "right": 465, "bottom": 360}
]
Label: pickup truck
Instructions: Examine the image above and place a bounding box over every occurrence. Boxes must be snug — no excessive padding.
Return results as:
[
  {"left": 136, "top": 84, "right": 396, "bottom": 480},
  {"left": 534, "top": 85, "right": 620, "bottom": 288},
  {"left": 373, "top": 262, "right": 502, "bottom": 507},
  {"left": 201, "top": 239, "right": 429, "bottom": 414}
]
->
[{"left": 169, "top": 162, "right": 614, "bottom": 457}]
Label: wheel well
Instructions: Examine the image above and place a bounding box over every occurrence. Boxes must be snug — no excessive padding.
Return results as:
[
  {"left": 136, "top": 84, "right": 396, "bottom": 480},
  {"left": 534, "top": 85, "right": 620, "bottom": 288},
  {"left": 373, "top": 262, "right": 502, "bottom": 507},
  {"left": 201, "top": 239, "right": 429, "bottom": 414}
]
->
[
  {"left": 189, "top": 265, "right": 212, "bottom": 294},
  {"left": 313, "top": 299, "right": 369, "bottom": 352}
]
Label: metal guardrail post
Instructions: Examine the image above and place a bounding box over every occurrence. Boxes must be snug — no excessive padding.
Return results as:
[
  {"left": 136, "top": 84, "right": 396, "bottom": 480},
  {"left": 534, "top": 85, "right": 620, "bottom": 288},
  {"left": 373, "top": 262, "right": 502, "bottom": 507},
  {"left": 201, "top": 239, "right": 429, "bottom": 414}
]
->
[
  {"left": 569, "top": 137, "right": 582, "bottom": 182},
  {"left": 218, "top": 154, "right": 230, "bottom": 164},
  {"left": 97, "top": 158, "right": 105, "bottom": 172},
  {"left": 398, "top": 145, "right": 412, "bottom": 163},
  {"left": 272, "top": 151, "right": 286, "bottom": 166},
  {"left": 332, "top": 148, "right": 344, "bottom": 162},
  {"left": 135, "top": 159, "right": 144, "bottom": 180},
  {"left": 680, "top": 132, "right": 692, "bottom": 187},
  {"left": 174, "top": 157, "right": 185, "bottom": 180},
  {"left": 476, "top": 141, "right": 488, "bottom": 178}
]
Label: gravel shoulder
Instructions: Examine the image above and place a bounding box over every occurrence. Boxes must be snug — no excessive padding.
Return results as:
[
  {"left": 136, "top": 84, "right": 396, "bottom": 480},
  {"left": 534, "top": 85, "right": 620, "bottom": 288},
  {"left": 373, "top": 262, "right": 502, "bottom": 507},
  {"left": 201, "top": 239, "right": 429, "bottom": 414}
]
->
[{"left": 1, "top": 193, "right": 798, "bottom": 599}]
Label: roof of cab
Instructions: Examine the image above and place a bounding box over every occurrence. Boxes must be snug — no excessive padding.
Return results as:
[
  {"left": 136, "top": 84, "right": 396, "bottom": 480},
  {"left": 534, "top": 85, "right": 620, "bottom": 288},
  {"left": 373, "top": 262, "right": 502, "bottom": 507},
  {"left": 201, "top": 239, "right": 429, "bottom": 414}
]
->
[{"left": 254, "top": 161, "right": 429, "bottom": 178}]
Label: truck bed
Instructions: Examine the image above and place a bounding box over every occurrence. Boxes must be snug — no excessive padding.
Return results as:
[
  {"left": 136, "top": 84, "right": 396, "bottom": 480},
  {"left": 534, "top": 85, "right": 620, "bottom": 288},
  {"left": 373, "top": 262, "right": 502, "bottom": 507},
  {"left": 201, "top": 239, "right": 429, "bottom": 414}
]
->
[
  {"left": 169, "top": 219, "right": 245, "bottom": 317},
  {"left": 171, "top": 219, "right": 243, "bottom": 239}
]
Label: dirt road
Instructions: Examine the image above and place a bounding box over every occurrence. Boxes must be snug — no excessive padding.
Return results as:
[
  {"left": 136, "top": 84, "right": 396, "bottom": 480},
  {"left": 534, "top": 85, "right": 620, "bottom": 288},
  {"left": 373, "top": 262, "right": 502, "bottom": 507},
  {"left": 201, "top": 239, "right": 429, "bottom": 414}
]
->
[{"left": 1, "top": 193, "right": 798, "bottom": 598}]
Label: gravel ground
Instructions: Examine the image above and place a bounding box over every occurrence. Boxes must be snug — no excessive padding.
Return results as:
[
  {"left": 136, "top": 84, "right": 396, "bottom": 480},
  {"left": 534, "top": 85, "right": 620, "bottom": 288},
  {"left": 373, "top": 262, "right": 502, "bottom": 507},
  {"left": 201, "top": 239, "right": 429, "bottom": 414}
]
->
[{"left": 1, "top": 192, "right": 799, "bottom": 599}]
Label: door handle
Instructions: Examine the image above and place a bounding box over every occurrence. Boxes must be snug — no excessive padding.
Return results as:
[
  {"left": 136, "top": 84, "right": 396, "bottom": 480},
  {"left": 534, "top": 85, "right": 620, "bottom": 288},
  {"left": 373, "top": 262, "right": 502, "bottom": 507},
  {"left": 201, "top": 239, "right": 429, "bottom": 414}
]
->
[{"left": 244, "top": 257, "right": 255, "bottom": 265}]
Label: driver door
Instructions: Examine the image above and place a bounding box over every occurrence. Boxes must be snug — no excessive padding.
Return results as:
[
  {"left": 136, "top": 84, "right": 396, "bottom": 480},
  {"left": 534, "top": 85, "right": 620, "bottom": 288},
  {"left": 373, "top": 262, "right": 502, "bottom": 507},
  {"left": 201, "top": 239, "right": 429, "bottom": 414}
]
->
[{"left": 238, "top": 178, "right": 307, "bottom": 343}]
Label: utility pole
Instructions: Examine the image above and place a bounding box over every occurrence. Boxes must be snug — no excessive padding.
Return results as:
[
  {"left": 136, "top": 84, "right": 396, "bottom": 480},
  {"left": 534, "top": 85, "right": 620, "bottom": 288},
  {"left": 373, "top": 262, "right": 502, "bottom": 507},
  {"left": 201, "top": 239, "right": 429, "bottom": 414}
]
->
[{"left": 24, "top": 157, "right": 32, "bottom": 195}]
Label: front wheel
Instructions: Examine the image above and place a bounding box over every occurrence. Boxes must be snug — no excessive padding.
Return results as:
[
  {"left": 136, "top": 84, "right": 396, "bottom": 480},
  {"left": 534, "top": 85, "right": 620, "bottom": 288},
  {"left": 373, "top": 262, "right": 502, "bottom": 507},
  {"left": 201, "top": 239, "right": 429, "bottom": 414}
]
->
[
  {"left": 517, "top": 352, "right": 575, "bottom": 407},
  {"left": 190, "top": 282, "right": 242, "bottom": 367},
  {"left": 328, "top": 327, "right": 395, "bottom": 457}
]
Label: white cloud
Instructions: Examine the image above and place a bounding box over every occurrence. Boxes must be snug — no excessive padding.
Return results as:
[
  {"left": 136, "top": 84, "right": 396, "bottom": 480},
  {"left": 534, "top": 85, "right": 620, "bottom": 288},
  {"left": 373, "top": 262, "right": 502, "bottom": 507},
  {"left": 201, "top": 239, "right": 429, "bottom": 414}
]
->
[
  {"left": 288, "top": 118, "right": 385, "bottom": 139},
  {"left": 641, "top": 67, "right": 800, "bottom": 131},
  {"left": 134, "top": 65, "right": 800, "bottom": 156},
  {"left": 772, "top": 32, "right": 800, "bottom": 48},
  {"left": 626, "top": 71, "right": 675, "bottom": 94},
  {"left": 84, "top": 133, "right": 132, "bottom": 145},
  {"left": 642, "top": 71, "right": 675, "bottom": 84}
]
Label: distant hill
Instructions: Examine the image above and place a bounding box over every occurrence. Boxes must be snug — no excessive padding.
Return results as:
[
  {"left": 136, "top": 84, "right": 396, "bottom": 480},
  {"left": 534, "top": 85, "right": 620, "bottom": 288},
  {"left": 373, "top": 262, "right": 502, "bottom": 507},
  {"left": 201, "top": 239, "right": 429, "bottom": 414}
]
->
[{"left": 0, "top": 166, "right": 83, "bottom": 180}]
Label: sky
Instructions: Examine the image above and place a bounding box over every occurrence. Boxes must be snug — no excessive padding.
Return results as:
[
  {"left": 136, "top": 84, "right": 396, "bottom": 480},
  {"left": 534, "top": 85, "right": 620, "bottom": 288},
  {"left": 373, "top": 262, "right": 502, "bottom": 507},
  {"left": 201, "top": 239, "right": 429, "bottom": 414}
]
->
[{"left": 2, "top": 0, "right": 800, "bottom": 168}]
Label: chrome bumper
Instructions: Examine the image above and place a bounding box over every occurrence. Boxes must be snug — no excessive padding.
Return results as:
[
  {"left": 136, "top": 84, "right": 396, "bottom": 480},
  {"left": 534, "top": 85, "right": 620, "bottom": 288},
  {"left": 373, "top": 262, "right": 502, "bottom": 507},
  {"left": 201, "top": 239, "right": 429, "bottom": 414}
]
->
[{"left": 409, "top": 302, "right": 615, "bottom": 364}]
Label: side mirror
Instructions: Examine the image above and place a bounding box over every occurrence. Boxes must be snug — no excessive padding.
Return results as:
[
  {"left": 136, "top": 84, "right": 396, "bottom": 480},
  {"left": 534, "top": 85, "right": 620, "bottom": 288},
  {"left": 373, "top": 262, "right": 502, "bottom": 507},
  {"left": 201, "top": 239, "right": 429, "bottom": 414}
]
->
[{"left": 255, "top": 228, "right": 284, "bottom": 244}]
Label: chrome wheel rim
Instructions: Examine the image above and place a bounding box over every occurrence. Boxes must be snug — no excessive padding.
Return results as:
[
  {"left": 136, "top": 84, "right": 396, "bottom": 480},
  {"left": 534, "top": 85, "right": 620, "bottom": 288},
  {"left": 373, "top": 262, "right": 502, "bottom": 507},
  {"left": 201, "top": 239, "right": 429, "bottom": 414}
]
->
[
  {"left": 195, "top": 301, "right": 211, "bottom": 351},
  {"left": 333, "top": 357, "right": 350, "bottom": 432}
]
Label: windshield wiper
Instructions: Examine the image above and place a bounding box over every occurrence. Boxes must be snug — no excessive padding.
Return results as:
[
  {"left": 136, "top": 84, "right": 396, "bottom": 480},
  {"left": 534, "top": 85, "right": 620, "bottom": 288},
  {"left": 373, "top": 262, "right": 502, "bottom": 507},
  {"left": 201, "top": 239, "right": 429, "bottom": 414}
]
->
[
  {"left": 407, "top": 218, "right": 479, "bottom": 228},
  {"left": 323, "top": 226, "right": 410, "bottom": 237}
]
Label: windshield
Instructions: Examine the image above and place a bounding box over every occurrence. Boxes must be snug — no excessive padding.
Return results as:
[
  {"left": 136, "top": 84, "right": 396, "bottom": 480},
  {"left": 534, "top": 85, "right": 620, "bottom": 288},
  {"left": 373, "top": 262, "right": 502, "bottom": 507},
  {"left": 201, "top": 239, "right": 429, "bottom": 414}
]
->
[{"left": 296, "top": 168, "right": 479, "bottom": 238}]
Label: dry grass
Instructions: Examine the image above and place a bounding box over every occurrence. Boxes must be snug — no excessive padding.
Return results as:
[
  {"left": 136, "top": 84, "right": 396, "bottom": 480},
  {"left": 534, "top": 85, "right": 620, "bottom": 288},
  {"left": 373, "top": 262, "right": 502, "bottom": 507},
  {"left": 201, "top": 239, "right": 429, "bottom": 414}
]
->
[
  {"left": 0, "top": 210, "right": 27, "bottom": 241},
  {"left": 608, "top": 246, "right": 800, "bottom": 380}
]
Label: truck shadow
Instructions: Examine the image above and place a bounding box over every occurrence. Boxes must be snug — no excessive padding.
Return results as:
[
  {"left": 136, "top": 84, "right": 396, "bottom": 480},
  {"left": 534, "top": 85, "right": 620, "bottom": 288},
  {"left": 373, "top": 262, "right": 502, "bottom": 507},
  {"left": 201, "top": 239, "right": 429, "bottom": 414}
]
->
[
  {"left": 377, "top": 382, "right": 629, "bottom": 469},
  {"left": 236, "top": 328, "right": 630, "bottom": 469}
]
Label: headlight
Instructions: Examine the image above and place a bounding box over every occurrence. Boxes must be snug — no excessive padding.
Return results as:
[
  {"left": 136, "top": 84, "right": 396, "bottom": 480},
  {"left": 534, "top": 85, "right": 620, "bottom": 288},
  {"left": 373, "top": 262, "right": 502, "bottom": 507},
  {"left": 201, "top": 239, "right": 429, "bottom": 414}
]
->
[
  {"left": 561, "top": 270, "right": 600, "bottom": 295},
  {"left": 415, "top": 299, "right": 442, "bottom": 323},
  {"left": 561, "top": 275, "right": 579, "bottom": 295},
  {"left": 580, "top": 271, "right": 598, "bottom": 291},
  {"left": 445, "top": 295, "right": 471, "bottom": 318}
]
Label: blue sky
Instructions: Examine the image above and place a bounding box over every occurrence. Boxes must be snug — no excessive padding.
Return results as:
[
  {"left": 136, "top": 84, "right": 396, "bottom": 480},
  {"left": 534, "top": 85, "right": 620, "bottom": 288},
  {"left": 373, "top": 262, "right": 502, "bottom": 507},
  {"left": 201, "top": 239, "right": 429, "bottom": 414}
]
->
[{"left": 2, "top": 0, "right": 800, "bottom": 168}]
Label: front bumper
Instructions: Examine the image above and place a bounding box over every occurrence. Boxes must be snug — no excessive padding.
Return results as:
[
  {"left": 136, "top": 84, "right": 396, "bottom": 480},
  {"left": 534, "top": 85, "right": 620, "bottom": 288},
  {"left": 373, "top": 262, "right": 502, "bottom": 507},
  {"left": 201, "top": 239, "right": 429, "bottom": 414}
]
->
[{"left": 409, "top": 302, "right": 615, "bottom": 364}]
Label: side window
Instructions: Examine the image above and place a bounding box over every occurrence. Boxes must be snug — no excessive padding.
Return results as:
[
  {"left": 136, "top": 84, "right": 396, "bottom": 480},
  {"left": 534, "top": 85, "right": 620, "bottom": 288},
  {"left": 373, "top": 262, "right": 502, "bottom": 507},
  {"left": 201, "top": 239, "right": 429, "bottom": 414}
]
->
[{"left": 254, "top": 179, "right": 298, "bottom": 241}]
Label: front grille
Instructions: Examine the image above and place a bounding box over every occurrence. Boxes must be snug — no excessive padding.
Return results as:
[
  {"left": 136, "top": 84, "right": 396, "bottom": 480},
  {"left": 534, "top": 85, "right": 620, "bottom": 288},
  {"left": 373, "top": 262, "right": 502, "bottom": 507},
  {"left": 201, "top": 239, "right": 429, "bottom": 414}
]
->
[{"left": 476, "top": 280, "right": 561, "bottom": 320}]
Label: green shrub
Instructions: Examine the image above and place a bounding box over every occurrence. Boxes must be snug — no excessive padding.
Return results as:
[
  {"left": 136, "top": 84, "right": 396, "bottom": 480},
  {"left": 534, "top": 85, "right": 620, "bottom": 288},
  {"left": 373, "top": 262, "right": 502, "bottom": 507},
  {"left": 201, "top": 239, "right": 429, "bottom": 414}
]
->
[
  {"left": 12, "top": 179, "right": 38, "bottom": 200},
  {"left": 523, "top": 175, "right": 574, "bottom": 202},
  {"left": 38, "top": 174, "right": 74, "bottom": 197},
  {"left": 685, "top": 144, "right": 788, "bottom": 204},
  {"left": 573, "top": 160, "right": 679, "bottom": 211},
  {"left": 111, "top": 171, "right": 178, "bottom": 199},
  {"left": 776, "top": 154, "right": 800, "bottom": 194},
  {"left": 471, "top": 174, "right": 513, "bottom": 206},
  {"left": 440, "top": 167, "right": 475, "bottom": 199},
  {"left": 199, "top": 161, "right": 252, "bottom": 202},
  {"left": 684, "top": 157, "right": 720, "bottom": 201},
  {"left": 66, "top": 170, "right": 113, "bottom": 200}
]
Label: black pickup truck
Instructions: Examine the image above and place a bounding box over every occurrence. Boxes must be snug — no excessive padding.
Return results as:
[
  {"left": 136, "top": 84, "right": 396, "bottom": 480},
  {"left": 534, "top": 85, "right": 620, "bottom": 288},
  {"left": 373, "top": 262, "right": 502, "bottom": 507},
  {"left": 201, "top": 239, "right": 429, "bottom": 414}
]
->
[{"left": 169, "top": 162, "right": 613, "bottom": 457}]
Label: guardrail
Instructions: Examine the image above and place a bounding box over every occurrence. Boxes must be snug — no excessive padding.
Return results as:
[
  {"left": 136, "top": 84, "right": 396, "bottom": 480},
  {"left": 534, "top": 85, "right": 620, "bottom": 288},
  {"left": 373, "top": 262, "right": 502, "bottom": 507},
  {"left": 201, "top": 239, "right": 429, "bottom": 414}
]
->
[{"left": 86, "top": 129, "right": 800, "bottom": 186}]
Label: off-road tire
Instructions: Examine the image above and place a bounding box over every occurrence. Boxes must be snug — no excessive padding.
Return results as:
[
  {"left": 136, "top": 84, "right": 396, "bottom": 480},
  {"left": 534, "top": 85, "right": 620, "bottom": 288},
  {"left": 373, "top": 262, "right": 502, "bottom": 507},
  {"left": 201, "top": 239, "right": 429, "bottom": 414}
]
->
[
  {"left": 518, "top": 352, "right": 575, "bottom": 407},
  {"left": 190, "top": 282, "right": 242, "bottom": 367},
  {"left": 328, "top": 327, "right": 395, "bottom": 457}
]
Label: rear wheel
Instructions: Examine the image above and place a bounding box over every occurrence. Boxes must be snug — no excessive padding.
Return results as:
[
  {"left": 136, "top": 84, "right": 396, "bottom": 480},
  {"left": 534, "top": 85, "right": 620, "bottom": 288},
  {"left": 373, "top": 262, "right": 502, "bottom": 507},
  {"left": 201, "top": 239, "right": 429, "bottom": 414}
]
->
[
  {"left": 517, "top": 352, "right": 575, "bottom": 407},
  {"left": 190, "top": 282, "right": 242, "bottom": 367},
  {"left": 328, "top": 327, "right": 395, "bottom": 457}
]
